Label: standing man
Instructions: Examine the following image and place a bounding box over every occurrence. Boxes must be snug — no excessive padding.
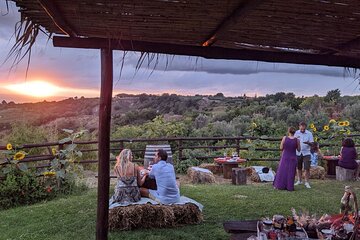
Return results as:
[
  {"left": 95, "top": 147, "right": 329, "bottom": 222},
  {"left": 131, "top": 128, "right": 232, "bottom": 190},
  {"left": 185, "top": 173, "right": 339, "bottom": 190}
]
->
[{"left": 294, "top": 122, "right": 313, "bottom": 189}]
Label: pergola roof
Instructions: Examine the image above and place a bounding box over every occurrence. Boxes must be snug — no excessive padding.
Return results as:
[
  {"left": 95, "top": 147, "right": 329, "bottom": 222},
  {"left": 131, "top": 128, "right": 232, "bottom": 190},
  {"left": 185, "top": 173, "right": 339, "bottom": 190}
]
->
[{"left": 11, "top": 0, "right": 360, "bottom": 68}]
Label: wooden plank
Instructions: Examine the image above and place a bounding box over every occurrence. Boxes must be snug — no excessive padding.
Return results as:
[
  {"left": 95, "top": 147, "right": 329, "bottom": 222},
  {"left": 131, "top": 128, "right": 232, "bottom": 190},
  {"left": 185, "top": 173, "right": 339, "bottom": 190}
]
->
[
  {"left": 38, "top": 0, "right": 77, "bottom": 37},
  {"left": 202, "top": 0, "right": 264, "bottom": 46},
  {"left": 53, "top": 36, "right": 360, "bottom": 68},
  {"left": 96, "top": 48, "right": 113, "bottom": 240},
  {"left": 223, "top": 220, "right": 258, "bottom": 233}
]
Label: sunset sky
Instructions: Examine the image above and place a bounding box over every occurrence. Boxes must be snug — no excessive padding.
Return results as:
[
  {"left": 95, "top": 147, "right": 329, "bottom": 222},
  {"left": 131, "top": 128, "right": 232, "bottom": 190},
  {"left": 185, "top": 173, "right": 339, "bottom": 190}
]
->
[{"left": 0, "top": 2, "right": 359, "bottom": 103}]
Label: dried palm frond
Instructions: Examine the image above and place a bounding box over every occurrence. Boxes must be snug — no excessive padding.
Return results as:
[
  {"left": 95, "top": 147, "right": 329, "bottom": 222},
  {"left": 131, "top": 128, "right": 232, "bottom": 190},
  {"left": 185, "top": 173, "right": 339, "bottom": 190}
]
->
[{"left": 4, "top": 17, "right": 39, "bottom": 77}]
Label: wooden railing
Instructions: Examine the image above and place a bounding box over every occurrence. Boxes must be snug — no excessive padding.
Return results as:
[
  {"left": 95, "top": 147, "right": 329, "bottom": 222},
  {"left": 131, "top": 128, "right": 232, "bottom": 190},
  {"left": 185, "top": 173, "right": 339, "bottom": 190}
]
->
[{"left": 1, "top": 135, "right": 359, "bottom": 169}]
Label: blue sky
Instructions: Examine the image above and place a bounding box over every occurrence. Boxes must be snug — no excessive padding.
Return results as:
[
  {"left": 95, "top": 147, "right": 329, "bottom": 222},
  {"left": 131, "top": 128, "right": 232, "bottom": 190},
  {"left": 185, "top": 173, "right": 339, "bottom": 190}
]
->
[{"left": 0, "top": 2, "right": 359, "bottom": 103}]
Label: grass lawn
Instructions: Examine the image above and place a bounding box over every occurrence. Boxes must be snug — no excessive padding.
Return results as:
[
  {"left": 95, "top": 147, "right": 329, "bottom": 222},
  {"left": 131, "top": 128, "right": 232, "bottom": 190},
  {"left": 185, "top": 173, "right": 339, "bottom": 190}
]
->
[{"left": 1, "top": 180, "right": 360, "bottom": 240}]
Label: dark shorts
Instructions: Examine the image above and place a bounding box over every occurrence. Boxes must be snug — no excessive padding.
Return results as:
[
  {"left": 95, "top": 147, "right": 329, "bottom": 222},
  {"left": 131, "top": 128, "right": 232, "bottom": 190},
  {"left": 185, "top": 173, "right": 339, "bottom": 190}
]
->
[{"left": 297, "top": 154, "right": 311, "bottom": 170}]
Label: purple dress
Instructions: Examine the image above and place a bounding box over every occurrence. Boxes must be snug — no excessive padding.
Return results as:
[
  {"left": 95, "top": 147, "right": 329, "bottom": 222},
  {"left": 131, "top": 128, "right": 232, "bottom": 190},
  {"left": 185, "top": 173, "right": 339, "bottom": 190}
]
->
[
  {"left": 273, "top": 137, "right": 298, "bottom": 191},
  {"left": 339, "top": 147, "right": 358, "bottom": 170}
]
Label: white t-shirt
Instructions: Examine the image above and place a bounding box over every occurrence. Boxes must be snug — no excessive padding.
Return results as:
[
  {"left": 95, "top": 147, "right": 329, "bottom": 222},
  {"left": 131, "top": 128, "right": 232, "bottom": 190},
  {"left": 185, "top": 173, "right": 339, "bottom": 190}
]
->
[{"left": 294, "top": 130, "right": 314, "bottom": 156}]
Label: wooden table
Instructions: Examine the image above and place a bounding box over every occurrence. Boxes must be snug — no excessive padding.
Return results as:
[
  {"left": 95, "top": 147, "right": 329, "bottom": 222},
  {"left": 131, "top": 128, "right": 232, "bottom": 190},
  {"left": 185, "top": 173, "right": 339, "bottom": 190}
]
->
[
  {"left": 322, "top": 156, "right": 339, "bottom": 176},
  {"left": 223, "top": 220, "right": 258, "bottom": 239},
  {"left": 214, "top": 158, "right": 247, "bottom": 179}
]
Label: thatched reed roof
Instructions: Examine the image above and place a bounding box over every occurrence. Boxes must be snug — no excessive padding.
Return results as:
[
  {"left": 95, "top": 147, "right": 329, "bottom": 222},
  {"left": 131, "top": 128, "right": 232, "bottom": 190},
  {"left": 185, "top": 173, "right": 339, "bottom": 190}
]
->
[{"left": 10, "top": 0, "right": 360, "bottom": 68}]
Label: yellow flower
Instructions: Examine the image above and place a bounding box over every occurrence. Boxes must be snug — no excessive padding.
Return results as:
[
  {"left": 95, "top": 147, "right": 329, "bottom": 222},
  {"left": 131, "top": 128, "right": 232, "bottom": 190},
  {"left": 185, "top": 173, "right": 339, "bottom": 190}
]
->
[
  {"left": 344, "top": 121, "right": 350, "bottom": 126},
  {"left": 51, "top": 148, "right": 57, "bottom": 155},
  {"left": 310, "top": 123, "right": 315, "bottom": 129},
  {"left": 313, "top": 128, "right": 317, "bottom": 132},
  {"left": 323, "top": 125, "right": 330, "bottom": 131},
  {"left": 314, "top": 137, "right": 319, "bottom": 142},
  {"left": 6, "top": 143, "right": 12, "bottom": 150},
  {"left": 13, "top": 151, "right": 26, "bottom": 161},
  {"left": 338, "top": 121, "right": 345, "bottom": 126},
  {"left": 252, "top": 122, "right": 257, "bottom": 128},
  {"left": 329, "top": 119, "right": 336, "bottom": 124},
  {"left": 43, "top": 171, "right": 56, "bottom": 177}
]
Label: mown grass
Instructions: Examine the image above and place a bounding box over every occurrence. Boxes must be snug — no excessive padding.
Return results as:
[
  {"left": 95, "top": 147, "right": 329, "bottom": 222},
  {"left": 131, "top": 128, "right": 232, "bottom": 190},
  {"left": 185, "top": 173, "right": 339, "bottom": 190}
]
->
[{"left": 1, "top": 180, "right": 360, "bottom": 240}]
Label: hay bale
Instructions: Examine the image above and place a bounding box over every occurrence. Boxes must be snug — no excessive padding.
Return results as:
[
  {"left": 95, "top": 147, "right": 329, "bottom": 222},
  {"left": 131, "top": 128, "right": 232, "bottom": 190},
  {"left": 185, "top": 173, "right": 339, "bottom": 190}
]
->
[
  {"left": 187, "top": 167, "right": 216, "bottom": 184},
  {"left": 199, "top": 163, "right": 223, "bottom": 175},
  {"left": 109, "top": 203, "right": 203, "bottom": 231},
  {"left": 304, "top": 166, "right": 325, "bottom": 179},
  {"left": 249, "top": 167, "right": 275, "bottom": 182}
]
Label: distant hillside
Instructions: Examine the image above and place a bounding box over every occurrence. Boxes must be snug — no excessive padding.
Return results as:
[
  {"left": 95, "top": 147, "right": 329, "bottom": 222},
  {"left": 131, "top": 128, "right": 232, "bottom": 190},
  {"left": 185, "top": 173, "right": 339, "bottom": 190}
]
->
[{"left": 1, "top": 90, "right": 359, "bottom": 137}]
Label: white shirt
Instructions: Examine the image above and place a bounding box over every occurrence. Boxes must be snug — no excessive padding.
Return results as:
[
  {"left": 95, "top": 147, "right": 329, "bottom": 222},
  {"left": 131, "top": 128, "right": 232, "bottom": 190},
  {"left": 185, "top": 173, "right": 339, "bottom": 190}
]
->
[{"left": 294, "top": 130, "right": 314, "bottom": 156}]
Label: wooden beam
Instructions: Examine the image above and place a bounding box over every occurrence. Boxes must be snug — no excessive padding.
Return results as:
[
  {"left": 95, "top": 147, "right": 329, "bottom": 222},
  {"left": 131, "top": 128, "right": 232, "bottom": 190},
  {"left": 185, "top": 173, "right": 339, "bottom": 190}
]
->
[
  {"left": 96, "top": 47, "right": 113, "bottom": 240},
  {"left": 202, "top": 0, "right": 264, "bottom": 47},
  {"left": 38, "top": 0, "right": 77, "bottom": 37},
  {"left": 325, "top": 36, "right": 360, "bottom": 55},
  {"left": 53, "top": 36, "right": 360, "bottom": 68}
]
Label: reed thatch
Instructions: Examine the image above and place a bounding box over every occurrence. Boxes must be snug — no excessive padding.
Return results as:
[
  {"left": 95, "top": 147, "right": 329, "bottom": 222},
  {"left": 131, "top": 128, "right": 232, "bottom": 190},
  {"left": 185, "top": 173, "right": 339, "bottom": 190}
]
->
[{"left": 9, "top": 0, "right": 360, "bottom": 59}]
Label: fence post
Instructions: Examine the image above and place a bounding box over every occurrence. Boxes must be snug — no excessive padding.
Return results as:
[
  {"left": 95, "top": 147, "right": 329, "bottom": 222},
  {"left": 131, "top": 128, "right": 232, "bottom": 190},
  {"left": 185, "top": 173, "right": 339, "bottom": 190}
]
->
[
  {"left": 178, "top": 139, "right": 183, "bottom": 161},
  {"left": 236, "top": 138, "right": 240, "bottom": 157},
  {"left": 119, "top": 140, "right": 124, "bottom": 151}
]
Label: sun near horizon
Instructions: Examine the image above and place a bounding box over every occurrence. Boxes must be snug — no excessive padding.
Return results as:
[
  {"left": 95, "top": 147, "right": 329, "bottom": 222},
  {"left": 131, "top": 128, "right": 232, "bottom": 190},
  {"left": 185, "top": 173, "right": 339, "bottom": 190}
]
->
[{"left": 4, "top": 80, "right": 62, "bottom": 98}]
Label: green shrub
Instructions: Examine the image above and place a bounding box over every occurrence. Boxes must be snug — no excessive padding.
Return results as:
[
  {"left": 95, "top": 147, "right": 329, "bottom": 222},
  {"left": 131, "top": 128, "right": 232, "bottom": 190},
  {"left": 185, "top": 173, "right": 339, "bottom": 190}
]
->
[{"left": 0, "top": 168, "right": 48, "bottom": 209}]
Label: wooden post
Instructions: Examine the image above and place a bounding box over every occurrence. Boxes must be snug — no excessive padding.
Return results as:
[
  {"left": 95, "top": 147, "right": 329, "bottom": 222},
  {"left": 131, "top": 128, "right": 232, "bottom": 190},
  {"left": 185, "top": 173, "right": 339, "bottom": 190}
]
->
[
  {"left": 178, "top": 139, "right": 183, "bottom": 162},
  {"left": 236, "top": 138, "right": 240, "bottom": 157},
  {"left": 96, "top": 48, "right": 113, "bottom": 240},
  {"left": 119, "top": 140, "right": 124, "bottom": 151}
]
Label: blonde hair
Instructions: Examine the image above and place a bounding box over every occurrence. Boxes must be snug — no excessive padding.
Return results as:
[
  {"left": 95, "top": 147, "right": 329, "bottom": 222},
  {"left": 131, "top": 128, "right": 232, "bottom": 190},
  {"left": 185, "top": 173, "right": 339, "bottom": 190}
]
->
[{"left": 115, "top": 149, "right": 133, "bottom": 177}]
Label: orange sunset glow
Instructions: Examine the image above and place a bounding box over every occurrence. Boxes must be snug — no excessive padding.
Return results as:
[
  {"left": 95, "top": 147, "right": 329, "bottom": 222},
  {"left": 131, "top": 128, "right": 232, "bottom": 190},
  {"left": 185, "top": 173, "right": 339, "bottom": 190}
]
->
[{"left": 4, "top": 81, "right": 61, "bottom": 98}]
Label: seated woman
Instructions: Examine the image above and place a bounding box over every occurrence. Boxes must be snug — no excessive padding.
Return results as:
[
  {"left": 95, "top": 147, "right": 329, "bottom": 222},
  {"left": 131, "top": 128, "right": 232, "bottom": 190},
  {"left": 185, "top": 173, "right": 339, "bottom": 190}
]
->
[
  {"left": 310, "top": 142, "right": 322, "bottom": 167},
  {"left": 110, "top": 149, "right": 147, "bottom": 204},
  {"left": 338, "top": 138, "right": 358, "bottom": 174},
  {"left": 140, "top": 149, "right": 180, "bottom": 204}
]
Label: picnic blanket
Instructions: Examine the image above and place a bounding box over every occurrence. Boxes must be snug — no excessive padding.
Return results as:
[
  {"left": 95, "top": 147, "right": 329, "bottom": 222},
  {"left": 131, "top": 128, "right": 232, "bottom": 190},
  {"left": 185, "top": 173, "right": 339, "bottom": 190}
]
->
[
  {"left": 109, "top": 196, "right": 204, "bottom": 211},
  {"left": 252, "top": 166, "right": 275, "bottom": 182}
]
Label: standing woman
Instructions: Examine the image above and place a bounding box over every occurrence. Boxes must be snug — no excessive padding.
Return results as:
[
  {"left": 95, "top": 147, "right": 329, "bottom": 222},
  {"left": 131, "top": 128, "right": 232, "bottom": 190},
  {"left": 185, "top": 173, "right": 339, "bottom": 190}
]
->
[
  {"left": 110, "top": 149, "right": 146, "bottom": 204},
  {"left": 273, "top": 127, "right": 301, "bottom": 191}
]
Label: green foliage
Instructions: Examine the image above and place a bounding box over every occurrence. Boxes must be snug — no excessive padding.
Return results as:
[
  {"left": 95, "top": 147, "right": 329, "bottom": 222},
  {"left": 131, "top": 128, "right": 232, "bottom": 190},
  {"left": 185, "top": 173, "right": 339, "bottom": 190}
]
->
[
  {"left": 48, "top": 129, "right": 88, "bottom": 187},
  {"left": 5, "top": 122, "right": 47, "bottom": 155},
  {"left": 0, "top": 167, "right": 48, "bottom": 209},
  {"left": 174, "top": 149, "right": 208, "bottom": 173}
]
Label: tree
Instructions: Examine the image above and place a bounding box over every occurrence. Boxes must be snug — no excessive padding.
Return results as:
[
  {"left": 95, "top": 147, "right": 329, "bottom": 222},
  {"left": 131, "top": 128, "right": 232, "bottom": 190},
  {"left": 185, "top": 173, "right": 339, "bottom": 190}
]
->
[{"left": 324, "top": 89, "right": 341, "bottom": 103}]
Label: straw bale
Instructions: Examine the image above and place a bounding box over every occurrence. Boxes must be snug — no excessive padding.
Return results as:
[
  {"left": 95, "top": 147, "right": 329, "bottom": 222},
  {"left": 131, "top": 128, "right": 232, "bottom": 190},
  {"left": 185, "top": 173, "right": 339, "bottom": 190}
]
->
[
  {"left": 306, "top": 166, "right": 326, "bottom": 180},
  {"left": 249, "top": 167, "right": 275, "bottom": 183},
  {"left": 108, "top": 203, "right": 203, "bottom": 231},
  {"left": 199, "top": 163, "right": 223, "bottom": 175},
  {"left": 187, "top": 167, "right": 216, "bottom": 184}
]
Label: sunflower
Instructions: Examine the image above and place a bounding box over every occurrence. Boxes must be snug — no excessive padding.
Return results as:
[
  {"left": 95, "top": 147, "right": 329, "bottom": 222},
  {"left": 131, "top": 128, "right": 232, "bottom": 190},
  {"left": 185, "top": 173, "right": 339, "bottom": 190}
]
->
[
  {"left": 314, "top": 137, "right": 319, "bottom": 142},
  {"left": 13, "top": 151, "right": 26, "bottom": 160},
  {"left": 6, "top": 143, "right": 12, "bottom": 150},
  {"left": 51, "top": 148, "right": 57, "bottom": 156},
  {"left": 43, "top": 171, "right": 56, "bottom": 177},
  {"left": 313, "top": 127, "right": 317, "bottom": 132},
  {"left": 338, "top": 121, "right": 346, "bottom": 126},
  {"left": 323, "top": 125, "right": 330, "bottom": 131},
  {"left": 344, "top": 121, "right": 350, "bottom": 126},
  {"left": 310, "top": 123, "right": 315, "bottom": 129},
  {"left": 329, "top": 119, "right": 336, "bottom": 124},
  {"left": 251, "top": 122, "right": 257, "bottom": 128}
]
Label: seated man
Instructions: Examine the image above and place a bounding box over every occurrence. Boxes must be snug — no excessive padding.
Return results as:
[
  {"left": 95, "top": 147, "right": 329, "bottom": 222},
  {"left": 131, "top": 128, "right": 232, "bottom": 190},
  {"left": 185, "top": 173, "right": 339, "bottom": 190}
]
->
[{"left": 140, "top": 149, "right": 180, "bottom": 204}]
